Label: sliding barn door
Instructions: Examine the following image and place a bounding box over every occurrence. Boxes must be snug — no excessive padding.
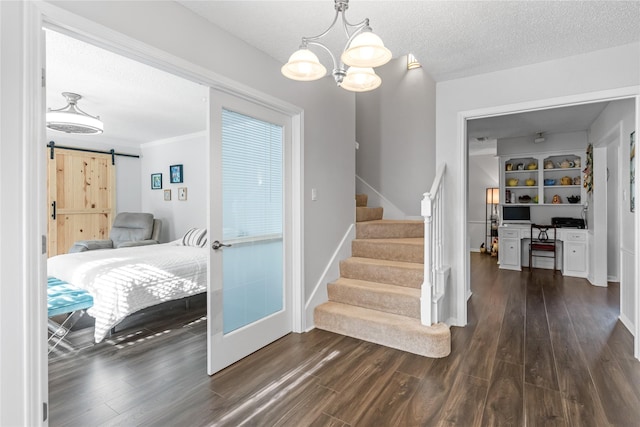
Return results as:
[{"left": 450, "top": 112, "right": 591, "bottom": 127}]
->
[
  {"left": 207, "top": 88, "right": 293, "bottom": 375},
  {"left": 47, "top": 148, "right": 116, "bottom": 256}
]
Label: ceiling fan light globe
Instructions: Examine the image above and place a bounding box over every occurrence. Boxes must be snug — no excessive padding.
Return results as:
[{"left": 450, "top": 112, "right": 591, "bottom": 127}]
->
[
  {"left": 342, "top": 32, "right": 391, "bottom": 68},
  {"left": 281, "top": 49, "right": 327, "bottom": 81},
  {"left": 46, "top": 110, "right": 104, "bottom": 134},
  {"left": 339, "top": 67, "right": 381, "bottom": 92}
]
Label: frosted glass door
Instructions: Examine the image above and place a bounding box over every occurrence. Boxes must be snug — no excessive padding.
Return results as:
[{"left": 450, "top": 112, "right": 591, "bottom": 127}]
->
[
  {"left": 220, "top": 108, "right": 283, "bottom": 333},
  {"left": 207, "top": 88, "right": 292, "bottom": 375}
]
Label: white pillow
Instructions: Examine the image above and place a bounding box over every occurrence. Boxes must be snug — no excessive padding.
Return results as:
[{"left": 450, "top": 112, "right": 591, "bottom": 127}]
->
[{"left": 181, "top": 228, "right": 207, "bottom": 248}]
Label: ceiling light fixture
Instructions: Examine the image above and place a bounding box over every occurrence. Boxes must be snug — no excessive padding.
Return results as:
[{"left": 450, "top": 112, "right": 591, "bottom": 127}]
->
[
  {"left": 534, "top": 132, "right": 545, "bottom": 143},
  {"left": 47, "top": 92, "right": 104, "bottom": 135},
  {"left": 281, "top": 0, "right": 391, "bottom": 92},
  {"left": 407, "top": 53, "right": 421, "bottom": 70}
]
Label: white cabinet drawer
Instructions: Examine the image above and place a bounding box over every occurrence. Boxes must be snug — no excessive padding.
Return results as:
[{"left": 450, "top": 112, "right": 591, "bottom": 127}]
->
[
  {"left": 500, "top": 229, "right": 520, "bottom": 238},
  {"left": 564, "top": 231, "right": 586, "bottom": 242}
]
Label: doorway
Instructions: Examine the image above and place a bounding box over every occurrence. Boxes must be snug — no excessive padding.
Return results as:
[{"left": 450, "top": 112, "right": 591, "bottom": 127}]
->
[
  {"left": 465, "top": 96, "right": 638, "bottom": 356},
  {"left": 40, "top": 17, "right": 303, "bottom": 425}
]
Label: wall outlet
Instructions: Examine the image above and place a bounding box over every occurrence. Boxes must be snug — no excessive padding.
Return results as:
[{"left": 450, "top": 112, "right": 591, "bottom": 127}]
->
[{"left": 311, "top": 188, "right": 317, "bottom": 201}]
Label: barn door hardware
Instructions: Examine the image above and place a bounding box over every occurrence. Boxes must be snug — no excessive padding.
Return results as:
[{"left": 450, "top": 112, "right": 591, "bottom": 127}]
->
[{"left": 46, "top": 141, "right": 140, "bottom": 163}]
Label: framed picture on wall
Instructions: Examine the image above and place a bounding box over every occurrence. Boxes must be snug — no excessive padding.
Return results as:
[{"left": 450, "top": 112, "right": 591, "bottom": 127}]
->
[
  {"left": 164, "top": 189, "right": 171, "bottom": 201},
  {"left": 151, "top": 173, "right": 162, "bottom": 189},
  {"left": 170, "top": 164, "right": 183, "bottom": 183},
  {"left": 178, "top": 187, "right": 187, "bottom": 201}
]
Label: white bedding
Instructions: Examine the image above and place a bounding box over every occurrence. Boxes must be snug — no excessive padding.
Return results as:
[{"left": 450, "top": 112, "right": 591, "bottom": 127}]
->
[{"left": 47, "top": 242, "right": 208, "bottom": 342}]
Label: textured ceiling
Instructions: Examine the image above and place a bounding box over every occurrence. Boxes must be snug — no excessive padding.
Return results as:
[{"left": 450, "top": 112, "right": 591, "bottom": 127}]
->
[
  {"left": 46, "top": 2, "right": 639, "bottom": 148},
  {"left": 46, "top": 29, "right": 207, "bottom": 149},
  {"left": 179, "top": 0, "right": 640, "bottom": 82}
]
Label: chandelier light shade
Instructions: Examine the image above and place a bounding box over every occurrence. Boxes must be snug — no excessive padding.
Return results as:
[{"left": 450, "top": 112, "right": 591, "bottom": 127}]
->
[
  {"left": 340, "top": 67, "right": 381, "bottom": 92},
  {"left": 281, "top": 0, "right": 391, "bottom": 92},
  {"left": 47, "top": 92, "right": 103, "bottom": 135},
  {"left": 280, "top": 49, "right": 327, "bottom": 81},
  {"left": 341, "top": 32, "right": 391, "bottom": 68}
]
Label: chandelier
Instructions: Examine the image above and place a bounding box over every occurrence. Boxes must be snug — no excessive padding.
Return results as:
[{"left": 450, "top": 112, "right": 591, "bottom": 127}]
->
[
  {"left": 281, "top": 0, "right": 391, "bottom": 92},
  {"left": 47, "top": 92, "right": 104, "bottom": 135}
]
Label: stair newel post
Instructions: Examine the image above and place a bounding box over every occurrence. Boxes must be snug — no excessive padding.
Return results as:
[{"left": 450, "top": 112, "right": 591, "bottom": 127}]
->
[
  {"left": 421, "top": 163, "right": 447, "bottom": 326},
  {"left": 421, "top": 193, "right": 434, "bottom": 326}
]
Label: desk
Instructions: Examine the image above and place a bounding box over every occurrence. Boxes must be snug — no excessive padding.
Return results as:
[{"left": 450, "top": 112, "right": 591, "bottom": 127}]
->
[{"left": 498, "top": 224, "right": 588, "bottom": 278}]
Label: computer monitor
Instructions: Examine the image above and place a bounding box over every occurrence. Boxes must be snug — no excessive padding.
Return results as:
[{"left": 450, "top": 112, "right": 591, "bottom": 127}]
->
[{"left": 502, "top": 206, "right": 531, "bottom": 223}]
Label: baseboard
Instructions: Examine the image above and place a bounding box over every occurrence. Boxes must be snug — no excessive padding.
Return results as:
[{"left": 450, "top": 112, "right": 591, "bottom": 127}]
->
[
  {"left": 355, "top": 175, "right": 407, "bottom": 219},
  {"left": 446, "top": 316, "right": 465, "bottom": 327},
  {"left": 619, "top": 313, "right": 635, "bottom": 336},
  {"left": 304, "top": 224, "right": 355, "bottom": 330}
]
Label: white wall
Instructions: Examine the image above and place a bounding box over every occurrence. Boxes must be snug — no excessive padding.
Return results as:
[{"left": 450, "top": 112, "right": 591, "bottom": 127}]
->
[
  {"left": 588, "top": 98, "right": 636, "bottom": 330},
  {"left": 356, "top": 56, "right": 437, "bottom": 216},
  {"left": 468, "top": 154, "right": 499, "bottom": 251},
  {"left": 436, "top": 42, "right": 640, "bottom": 326},
  {"left": 1, "top": 1, "right": 356, "bottom": 424},
  {"left": 140, "top": 132, "right": 207, "bottom": 242},
  {"left": 46, "top": 137, "right": 142, "bottom": 213}
]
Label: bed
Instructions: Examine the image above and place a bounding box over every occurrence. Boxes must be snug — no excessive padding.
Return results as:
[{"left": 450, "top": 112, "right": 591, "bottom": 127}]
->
[{"left": 47, "top": 239, "right": 208, "bottom": 343}]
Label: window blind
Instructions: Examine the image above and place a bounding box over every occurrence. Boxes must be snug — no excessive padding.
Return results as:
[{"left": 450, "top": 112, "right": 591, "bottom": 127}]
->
[{"left": 222, "top": 108, "right": 283, "bottom": 241}]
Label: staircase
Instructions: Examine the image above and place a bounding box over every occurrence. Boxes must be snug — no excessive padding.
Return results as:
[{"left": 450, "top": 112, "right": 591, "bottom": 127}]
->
[{"left": 314, "top": 194, "right": 451, "bottom": 358}]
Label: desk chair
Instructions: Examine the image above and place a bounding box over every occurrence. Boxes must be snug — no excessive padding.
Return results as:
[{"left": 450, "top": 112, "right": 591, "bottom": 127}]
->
[{"left": 529, "top": 224, "right": 557, "bottom": 274}]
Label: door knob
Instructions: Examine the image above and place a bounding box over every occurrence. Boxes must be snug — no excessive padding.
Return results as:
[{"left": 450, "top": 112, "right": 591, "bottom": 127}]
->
[{"left": 211, "top": 240, "right": 232, "bottom": 250}]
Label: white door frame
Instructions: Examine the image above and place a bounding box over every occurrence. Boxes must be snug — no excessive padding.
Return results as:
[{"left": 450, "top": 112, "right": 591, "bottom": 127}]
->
[
  {"left": 457, "top": 87, "right": 640, "bottom": 360},
  {"left": 592, "top": 122, "right": 624, "bottom": 286},
  {"left": 20, "top": 2, "right": 305, "bottom": 424}
]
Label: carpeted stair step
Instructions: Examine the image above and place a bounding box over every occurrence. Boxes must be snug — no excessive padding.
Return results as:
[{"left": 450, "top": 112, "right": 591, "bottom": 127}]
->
[
  {"left": 355, "top": 193, "right": 368, "bottom": 207},
  {"left": 340, "top": 257, "right": 423, "bottom": 288},
  {"left": 356, "top": 206, "right": 384, "bottom": 222},
  {"left": 356, "top": 220, "right": 424, "bottom": 239},
  {"left": 328, "top": 277, "right": 420, "bottom": 319},
  {"left": 314, "top": 302, "right": 451, "bottom": 358},
  {"left": 352, "top": 238, "right": 424, "bottom": 263}
]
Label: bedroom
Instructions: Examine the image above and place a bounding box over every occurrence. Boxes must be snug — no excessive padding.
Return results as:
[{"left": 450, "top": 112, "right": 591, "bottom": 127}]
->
[{"left": 44, "top": 28, "right": 213, "bottom": 350}]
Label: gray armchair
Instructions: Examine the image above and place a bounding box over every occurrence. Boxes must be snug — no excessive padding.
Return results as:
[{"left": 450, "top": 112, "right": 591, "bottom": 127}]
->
[{"left": 69, "top": 212, "right": 162, "bottom": 253}]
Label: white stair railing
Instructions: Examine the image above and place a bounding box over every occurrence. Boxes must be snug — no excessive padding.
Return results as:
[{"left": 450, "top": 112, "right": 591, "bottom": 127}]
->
[{"left": 420, "top": 163, "right": 449, "bottom": 326}]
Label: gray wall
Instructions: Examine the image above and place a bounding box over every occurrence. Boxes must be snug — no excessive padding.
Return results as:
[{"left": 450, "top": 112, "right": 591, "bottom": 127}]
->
[
  {"left": 141, "top": 133, "right": 208, "bottom": 243},
  {"left": 356, "top": 56, "right": 436, "bottom": 216}
]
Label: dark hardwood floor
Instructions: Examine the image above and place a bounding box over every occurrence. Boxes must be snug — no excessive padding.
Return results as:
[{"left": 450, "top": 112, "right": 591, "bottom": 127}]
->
[{"left": 48, "top": 253, "right": 640, "bottom": 426}]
